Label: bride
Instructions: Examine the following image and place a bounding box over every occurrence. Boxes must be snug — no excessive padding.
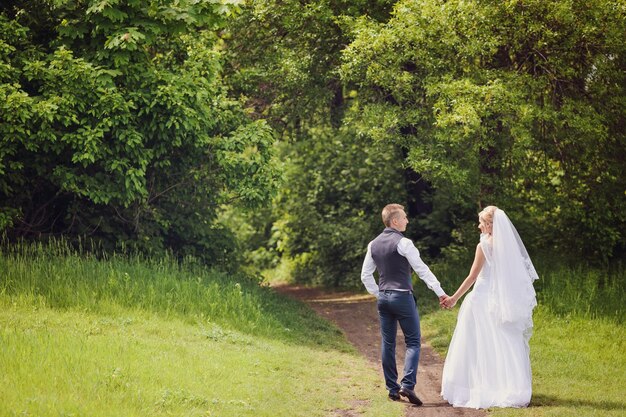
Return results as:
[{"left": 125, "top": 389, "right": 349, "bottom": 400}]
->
[{"left": 440, "top": 206, "right": 538, "bottom": 409}]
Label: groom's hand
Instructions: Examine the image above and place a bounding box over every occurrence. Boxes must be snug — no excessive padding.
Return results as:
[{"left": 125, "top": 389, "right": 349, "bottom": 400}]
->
[{"left": 439, "top": 295, "right": 449, "bottom": 309}]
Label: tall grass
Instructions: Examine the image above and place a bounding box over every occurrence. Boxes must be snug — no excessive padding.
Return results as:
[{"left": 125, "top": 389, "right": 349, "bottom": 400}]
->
[
  {"left": 424, "top": 256, "right": 625, "bottom": 323},
  {"left": 533, "top": 262, "right": 625, "bottom": 322},
  {"left": 0, "top": 239, "right": 344, "bottom": 349}
]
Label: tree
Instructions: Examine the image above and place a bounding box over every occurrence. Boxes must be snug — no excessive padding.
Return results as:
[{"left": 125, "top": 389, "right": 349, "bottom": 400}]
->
[
  {"left": 222, "top": 0, "right": 411, "bottom": 284},
  {"left": 224, "top": 0, "right": 394, "bottom": 132},
  {"left": 341, "top": 0, "right": 626, "bottom": 261},
  {"left": 275, "top": 127, "right": 406, "bottom": 287},
  {"left": 0, "top": 0, "right": 280, "bottom": 267}
]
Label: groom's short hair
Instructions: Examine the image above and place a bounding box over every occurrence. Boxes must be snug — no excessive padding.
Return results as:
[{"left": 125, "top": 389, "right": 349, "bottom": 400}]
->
[{"left": 382, "top": 204, "right": 404, "bottom": 227}]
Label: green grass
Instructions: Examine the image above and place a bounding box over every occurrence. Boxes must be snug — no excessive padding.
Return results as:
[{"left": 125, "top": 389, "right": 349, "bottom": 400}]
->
[
  {"left": 418, "top": 259, "right": 626, "bottom": 416},
  {"left": 0, "top": 240, "right": 344, "bottom": 349},
  {"left": 0, "top": 242, "right": 403, "bottom": 417},
  {"left": 520, "top": 309, "right": 626, "bottom": 417},
  {"left": 534, "top": 264, "right": 625, "bottom": 322}
]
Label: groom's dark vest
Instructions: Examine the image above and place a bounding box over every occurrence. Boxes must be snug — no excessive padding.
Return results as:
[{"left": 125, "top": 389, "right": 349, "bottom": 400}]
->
[{"left": 370, "top": 227, "right": 413, "bottom": 291}]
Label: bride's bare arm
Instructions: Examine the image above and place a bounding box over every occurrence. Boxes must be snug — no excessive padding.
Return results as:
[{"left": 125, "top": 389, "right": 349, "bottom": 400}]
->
[{"left": 444, "top": 243, "right": 486, "bottom": 308}]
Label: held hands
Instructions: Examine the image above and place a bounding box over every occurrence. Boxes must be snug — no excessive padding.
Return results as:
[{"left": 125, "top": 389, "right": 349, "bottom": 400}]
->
[{"left": 439, "top": 295, "right": 457, "bottom": 309}]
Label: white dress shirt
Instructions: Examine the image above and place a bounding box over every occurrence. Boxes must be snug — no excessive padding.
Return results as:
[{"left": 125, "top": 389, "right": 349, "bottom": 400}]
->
[{"left": 361, "top": 237, "right": 446, "bottom": 299}]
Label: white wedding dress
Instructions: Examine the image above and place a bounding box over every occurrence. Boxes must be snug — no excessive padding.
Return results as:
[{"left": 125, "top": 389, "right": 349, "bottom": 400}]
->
[{"left": 441, "top": 234, "right": 533, "bottom": 409}]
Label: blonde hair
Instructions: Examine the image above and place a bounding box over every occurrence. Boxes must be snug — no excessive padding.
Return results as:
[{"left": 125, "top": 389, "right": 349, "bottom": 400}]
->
[
  {"left": 479, "top": 205, "right": 497, "bottom": 223},
  {"left": 382, "top": 204, "right": 404, "bottom": 227}
]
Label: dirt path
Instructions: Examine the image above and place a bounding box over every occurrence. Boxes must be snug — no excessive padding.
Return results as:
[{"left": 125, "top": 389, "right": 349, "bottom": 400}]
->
[{"left": 275, "top": 285, "right": 485, "bottom": 417}]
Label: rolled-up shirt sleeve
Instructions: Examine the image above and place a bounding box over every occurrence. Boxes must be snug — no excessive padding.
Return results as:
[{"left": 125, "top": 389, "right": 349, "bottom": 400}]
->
[
  {"left": 360, "top": 242, "right": 379, "bottom": 298},
  {"left": 397, "top": 238, "right": 446, "bottom": 297}
]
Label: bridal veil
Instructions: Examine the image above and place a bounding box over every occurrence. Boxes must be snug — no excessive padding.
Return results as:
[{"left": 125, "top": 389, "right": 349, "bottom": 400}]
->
[{"left": 488, "top": 209, "right": 539, "bottom": 341}]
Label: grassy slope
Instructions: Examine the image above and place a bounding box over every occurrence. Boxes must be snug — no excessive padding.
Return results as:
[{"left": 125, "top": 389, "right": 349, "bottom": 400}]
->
[
  {"left": 0, "top": 247, "right": 402, "bottom": 417},
  {"left": 1, "top": 305, "right": 398, "bottom": 417}
]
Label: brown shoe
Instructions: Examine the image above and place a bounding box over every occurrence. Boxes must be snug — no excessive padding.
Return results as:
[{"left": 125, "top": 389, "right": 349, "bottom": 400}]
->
[{"left": 399, "top": 387, "right": 423, "bottom": 406}]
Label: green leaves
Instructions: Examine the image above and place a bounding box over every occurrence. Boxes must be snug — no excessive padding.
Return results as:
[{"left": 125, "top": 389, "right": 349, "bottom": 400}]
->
[
  {"left": 0, "top": 0, "right": 280, "bottom": 268},
  {"left": 340, "top": 0, "right": 626, "bottom": 260},
  {"left": 214, "top": 120, "right": 280, "bottom": 208},
  {"left": 272, "top": 127, "right": 406, "bottom": 287}
]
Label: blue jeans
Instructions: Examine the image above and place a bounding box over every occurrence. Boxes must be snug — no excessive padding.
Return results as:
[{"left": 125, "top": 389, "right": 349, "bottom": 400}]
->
[{"left": 377, "top": 290, "right": 421, "bottom": 393}]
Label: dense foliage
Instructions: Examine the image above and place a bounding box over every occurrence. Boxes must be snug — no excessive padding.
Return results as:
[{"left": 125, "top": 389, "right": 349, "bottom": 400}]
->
[
  {"left": 223, "top": 0, "right": 411, "bottom": 286},
  {"left": 226, "top": 0, "right": 624, "bottom": 286},
  {"left": 274, "top": 128, "right": 406, "bottom": 286},
  {"left": 341, "top": 0, "right": 626, "bottom": 261},
  {"left": 0, "top": 0, "right": 280, "bottom": 268},
  {"left": 2, "top": 0, "right": 624, "bottom": 282}
]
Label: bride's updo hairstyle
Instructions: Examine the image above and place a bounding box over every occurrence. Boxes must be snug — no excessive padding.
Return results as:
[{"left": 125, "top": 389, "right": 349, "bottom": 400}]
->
[{"left": 479, "top": 205, "right": 497, "bottom": 224}]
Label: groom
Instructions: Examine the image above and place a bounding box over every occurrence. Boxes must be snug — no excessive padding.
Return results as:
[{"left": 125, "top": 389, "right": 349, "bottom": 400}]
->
[{"left": 361, "top": 203, "right": 449, "bottom": 405}]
